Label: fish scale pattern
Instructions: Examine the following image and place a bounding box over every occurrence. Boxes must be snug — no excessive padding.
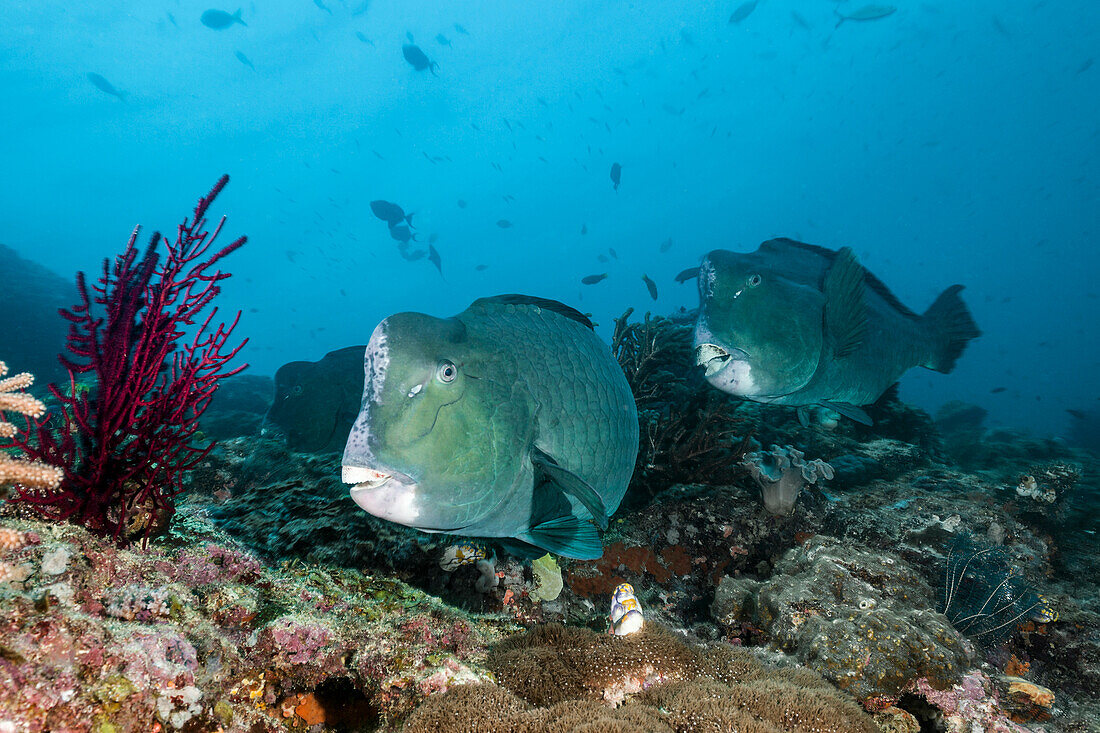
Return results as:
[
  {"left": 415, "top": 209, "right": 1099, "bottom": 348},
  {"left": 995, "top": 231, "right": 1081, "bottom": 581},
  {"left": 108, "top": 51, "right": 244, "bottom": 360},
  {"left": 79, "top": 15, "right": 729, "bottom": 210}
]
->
[{"left": 467, "top": 300, "right": 638, "bottom": 520}]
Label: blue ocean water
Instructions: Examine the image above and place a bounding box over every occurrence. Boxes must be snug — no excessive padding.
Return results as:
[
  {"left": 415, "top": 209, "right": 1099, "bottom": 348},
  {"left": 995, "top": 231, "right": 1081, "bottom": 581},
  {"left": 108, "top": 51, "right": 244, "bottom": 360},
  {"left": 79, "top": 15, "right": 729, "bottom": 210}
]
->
[{"left": 1, "top": 0, "right": 1097, "bottom": 437}]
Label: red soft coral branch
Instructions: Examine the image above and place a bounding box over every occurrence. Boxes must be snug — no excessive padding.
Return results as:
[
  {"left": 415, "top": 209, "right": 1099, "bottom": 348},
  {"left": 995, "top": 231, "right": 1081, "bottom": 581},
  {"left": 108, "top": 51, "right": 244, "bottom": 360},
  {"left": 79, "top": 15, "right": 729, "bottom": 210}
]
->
[{"left": 6, "top": 175, "right": 247, "bottom": 544}]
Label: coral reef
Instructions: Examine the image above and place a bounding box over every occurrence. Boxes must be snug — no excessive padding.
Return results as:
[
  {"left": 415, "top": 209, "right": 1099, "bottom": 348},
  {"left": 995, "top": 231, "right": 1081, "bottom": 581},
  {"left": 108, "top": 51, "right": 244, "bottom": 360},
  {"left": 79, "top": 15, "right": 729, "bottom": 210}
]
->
[
  {"left": 0, "top": 362, "right": 63, "bottom": 497},
  {"left": 8, "top": 176, "right": 247, "bottom": 544},
  {"left": 0, "top": 510, "right": 517, "bottom": 731},
  {"left": 712, "top": 535, "right": 971, "bottom": 703},
  {"left": 406, "top": 623, "right": 877, "bottom": 732},
  {"left": 942, "top": 533, "right": 1054, "bottom": 647},
  {"left": 610, "top": 309, "right": 750, "bottom": 507},
  {"left": 742, "top": 443, "right": 834, "bottom": 515}
]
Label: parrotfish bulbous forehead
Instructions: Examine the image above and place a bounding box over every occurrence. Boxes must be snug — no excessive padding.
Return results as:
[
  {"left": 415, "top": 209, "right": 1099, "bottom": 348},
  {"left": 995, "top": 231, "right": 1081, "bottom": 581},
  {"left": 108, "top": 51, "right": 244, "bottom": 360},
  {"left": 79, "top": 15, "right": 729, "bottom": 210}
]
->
[
  {"left": 693, "top": 248, "right": 824, "bottom": 400},
  {"left": 341, "top": 312, "right": 469, "bottom": 530}
]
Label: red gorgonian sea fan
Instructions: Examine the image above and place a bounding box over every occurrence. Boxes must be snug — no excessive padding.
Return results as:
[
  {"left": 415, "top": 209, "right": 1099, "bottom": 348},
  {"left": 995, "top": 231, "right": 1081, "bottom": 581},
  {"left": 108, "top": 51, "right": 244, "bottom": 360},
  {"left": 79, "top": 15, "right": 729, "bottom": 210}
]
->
[{"left": 6, "top": 175, "right": 247, "bottom": 543}]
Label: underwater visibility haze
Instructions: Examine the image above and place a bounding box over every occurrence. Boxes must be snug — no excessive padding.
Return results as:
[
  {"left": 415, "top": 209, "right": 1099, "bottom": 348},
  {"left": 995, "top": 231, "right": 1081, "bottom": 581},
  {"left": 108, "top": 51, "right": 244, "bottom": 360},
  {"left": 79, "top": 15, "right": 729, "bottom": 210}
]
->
[{"left": 1, "top": 1, "right": 1099, "bottom": 732}]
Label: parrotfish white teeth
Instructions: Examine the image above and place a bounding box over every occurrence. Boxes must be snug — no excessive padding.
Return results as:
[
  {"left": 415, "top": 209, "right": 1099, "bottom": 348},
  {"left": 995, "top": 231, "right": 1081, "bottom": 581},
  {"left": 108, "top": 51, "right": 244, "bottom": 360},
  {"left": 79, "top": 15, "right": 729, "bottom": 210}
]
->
[
  {"left": 439, "top": 542, "right": 487, "bottom": 572},
  {"left": 609, "top": 583, "right": 644, "bottom": 636},
  {"left": 341, "top": 466, "right": 391, "bottom": 488},
  {"left": 695, "top": 343, "right": 731, "bottom": 376}
]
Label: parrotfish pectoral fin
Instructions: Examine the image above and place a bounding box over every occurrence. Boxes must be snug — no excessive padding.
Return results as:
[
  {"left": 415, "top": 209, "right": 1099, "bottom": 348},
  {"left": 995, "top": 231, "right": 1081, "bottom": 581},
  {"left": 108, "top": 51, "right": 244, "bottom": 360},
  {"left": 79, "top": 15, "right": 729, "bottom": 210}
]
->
[
  {"left": 821, "top": 400, "right": 873, "bottom": 426},
  {"left": 531, "top": 446, "right": 608, "bottom": 528},
  {"left": 823, "top": 247, "right": 867, "bottom": 358},
  {"left": 797, "top": 407, "right": 811, "bottom": 428},
  {"left": 518, "top": 516, "right": 603, "bottom": 560}
]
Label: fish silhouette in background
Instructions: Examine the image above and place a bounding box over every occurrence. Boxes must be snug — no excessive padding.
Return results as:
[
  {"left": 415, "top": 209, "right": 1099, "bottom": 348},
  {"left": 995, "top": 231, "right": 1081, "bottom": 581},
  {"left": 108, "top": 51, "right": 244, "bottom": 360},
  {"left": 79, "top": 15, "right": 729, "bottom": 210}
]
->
[
  {"left": 201, "top": 8, "right": 246, "bottom": 29},
  {"left": 610, "top": 162, "right": 622, "bottom": 190},
  {"left": 266, "top": 346, "right": 367, "bottom": 454},
  {"left": 86, "top": 73, "right": 125, "bottom": 100},
  {"left": 402, "top": 44, "right": 439, "bottom": 75}
]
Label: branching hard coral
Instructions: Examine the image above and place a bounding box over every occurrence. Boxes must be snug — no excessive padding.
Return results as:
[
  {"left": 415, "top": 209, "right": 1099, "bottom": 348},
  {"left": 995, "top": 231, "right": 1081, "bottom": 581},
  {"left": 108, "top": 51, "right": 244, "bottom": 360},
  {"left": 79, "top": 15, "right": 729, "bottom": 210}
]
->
[
  {"left": 741, "top": 444, "right": 834, "bottom": 515},
  {"left": 611, "top": 309, "right": 750, "bottom": 504},
  {"left": 941, "top": 533, "right": 1055, "bottom": 647},
  {"left": 7, "top": 176, "right": 247, "bottom": 545},
  {"left": 0, "top": 361, "right": 63, "bottom": 495}
]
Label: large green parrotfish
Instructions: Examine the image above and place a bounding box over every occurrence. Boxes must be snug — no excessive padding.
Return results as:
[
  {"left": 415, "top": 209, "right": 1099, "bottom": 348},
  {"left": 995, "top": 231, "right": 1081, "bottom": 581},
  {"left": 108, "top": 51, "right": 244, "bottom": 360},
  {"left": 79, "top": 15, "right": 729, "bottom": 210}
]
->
[
  {"left": 693, "top": 239, "right": 981, "bottom": 425},
  {"left": 341, "top": 295, "right": 639, "bottom": 560}
]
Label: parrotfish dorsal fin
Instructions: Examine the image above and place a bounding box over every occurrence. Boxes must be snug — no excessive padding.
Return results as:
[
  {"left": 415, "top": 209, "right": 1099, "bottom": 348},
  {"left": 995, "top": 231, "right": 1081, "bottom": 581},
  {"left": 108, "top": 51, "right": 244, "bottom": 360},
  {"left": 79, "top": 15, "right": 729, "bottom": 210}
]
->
[
  {"left": 823, "top": 246, "right": 868, "bottom": 358},
  {"left": 471, "top": 294, "right": 595, "bottom": 330},
  {"left": 762, "top": 238, "right": 921, "bottom": 319}
]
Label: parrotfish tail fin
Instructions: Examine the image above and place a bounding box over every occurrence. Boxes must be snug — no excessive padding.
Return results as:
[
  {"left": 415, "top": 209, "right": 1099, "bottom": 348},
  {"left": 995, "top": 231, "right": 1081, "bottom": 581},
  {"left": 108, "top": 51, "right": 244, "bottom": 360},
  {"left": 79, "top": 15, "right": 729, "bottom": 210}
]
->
[
  {"left": 430, "top": 62, "right": 439, "bottom": 77},
  {"left": 921, "top": 284, "right": 981, "bottom": 373},
  {"left": 518, "top": 516, "right": 603, "bottom": 560},
  {"left": 406, "top": 212, "right": 416, "bottom": 228},
  {"left": 234, "top": 9, "right": 247, "bottom": 26}
]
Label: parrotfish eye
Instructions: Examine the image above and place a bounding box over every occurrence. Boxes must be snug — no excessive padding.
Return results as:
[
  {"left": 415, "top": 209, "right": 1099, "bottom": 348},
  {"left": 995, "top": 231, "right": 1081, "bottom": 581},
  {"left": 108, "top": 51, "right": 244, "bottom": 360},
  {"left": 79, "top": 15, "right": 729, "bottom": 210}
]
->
[
  {"left": 291, "top": 385, "right": 304, "bottom": 396},
  {"left": 436, "top": 360, "right": 458, "bottom": 383},
  {"left": 746, "top": 273, "right": 762, "bottom": 288}
]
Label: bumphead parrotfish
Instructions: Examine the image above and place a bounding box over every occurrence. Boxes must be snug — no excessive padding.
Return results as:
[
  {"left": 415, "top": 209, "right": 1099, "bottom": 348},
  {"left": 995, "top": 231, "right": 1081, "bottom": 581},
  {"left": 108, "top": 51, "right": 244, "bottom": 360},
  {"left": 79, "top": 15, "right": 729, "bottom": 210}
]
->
[
  {"left": 341, "top": 295, "right": 639, "bottom": 559},
  {"left": 266, "top": 346, "right": 366, "bottom": 453},
  {"left": 693, "top": 239, "right": 980, "bottom": 425}
]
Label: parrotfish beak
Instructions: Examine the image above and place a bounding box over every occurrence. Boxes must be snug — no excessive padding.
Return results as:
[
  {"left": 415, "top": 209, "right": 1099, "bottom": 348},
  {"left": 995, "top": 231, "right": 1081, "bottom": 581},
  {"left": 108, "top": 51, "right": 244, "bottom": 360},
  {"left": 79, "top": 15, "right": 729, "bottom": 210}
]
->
[
  {"left": 342, "top": 464, "right": 422, "bottom": 527},
  {"left": 695, "top": 342, "right": 732, "bottom": 377},
  {"left": 694, "top": 342, "right": 755, "bottom": 395}
]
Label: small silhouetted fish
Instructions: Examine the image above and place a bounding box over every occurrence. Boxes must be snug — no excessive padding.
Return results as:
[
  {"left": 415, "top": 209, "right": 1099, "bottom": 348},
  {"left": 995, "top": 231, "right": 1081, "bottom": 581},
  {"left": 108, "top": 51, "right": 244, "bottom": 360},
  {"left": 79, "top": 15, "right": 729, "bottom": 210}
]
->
[
  {"left": 991, "top": 387, "right": 1007, "bottom": 393},
  {"left": 390, "top": 225, "right": 417, "bottom": 244},
  {"left": 642, "top": 274, "right": 658, "bottom": 301},
  {"left": 402, "top": 44, "right": 438, "bottom": 74},
  {"left": 436, "top": 33, "right": 451, "bottom": 46},
  {"left": 428, "top": 244, "right": 443, "bottom": 276},
  {"left": 608, "top": 248, "right": 618, "bottom": 259},
  {"left": 457, "top": 199, "right": 467, "bottom": 208},
  {"left": 729, "top": 1, "right": 757, "bottom": 24},
  {"left": 610, "top": 162, "right": 622, "bottom": 190},
  {"left": 497, "top": 219, "right": 513, "bottom": 228},
  {"left": 313, "top": 0, "right": 332, "bottom": 14},
  {"left": 371, "top": 200, "right": 413, "bottom": 228},
  {"left": 791, "top": 11, "right": 811, "bottom": 30},
  {"left": 835, "top": 4, "right": 896, "bottom": 28},
  {"left": 355, "top": 32, "right": 375, "bottom": 46},
  {"left": 475, "top": 264, "right": 488, "bottom": 271},
  {"left": 167, "top": 12, "right": 177, "bottom": 26},
  {"left": 581, "top": 273, "right": 608, "bottom": 285},
  {"left": 581, "top": 224, "right": 588, "bottom": 235},
  {"left": 675, "top": 267, "right": 700, "bottom": 283},
  {"left": 86, "top": 73, "right": 125, "bottom": 100},
  {"left": 234, "top": 50, "right": 254, "bottom": 69},
  {"left": 201, "top": 8, "right": 246, "bottom": 29},
  {"left": 597, "top": 254, "right": 609, "bottom": 263},
  {"left": 1076, "top": 58, "right": 1094, "bottom": 75},
  {"left": 453, "top": 23, "right": 469, "bottom": 35},
  {"left": 406, "top": 31, "right": 415, "bottom": 42},
  {"left": 659, "top": 238, "right": 673, "bottom": 252}
]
